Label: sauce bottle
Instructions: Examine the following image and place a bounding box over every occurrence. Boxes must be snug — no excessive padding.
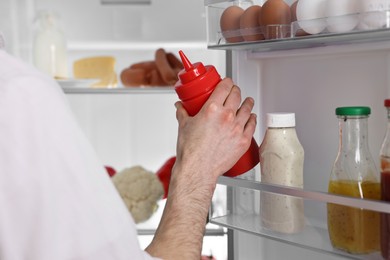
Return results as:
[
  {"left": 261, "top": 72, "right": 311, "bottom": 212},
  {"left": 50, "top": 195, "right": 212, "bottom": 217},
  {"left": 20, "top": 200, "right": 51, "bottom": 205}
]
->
[
  {"left": 380, "top": 99, "right": 390, "bottom": 259},
  {"left": 233, "top": 168, "right": 256, "bottom": 215},
  {"left": 259, "top": 112, "right": 305, "bottom": 234},
  {"left": 174, "top": 51, "right": 259, "bottom": 177},
  {"left": 327, "top": 106, "right": 380, "bottom": 254}
]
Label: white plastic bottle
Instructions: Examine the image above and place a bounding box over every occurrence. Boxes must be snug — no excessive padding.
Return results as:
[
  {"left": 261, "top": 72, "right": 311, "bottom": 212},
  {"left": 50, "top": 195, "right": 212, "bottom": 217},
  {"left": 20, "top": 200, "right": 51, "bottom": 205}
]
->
[
  {"left": 233, "top": 168, "right": 256, "bottom": 215},
  {"left": 259, "top": 112, "right": 305, "bottom": 234},
  {"left": 33, "top": 10, "right": 68, "bottom": 79}
]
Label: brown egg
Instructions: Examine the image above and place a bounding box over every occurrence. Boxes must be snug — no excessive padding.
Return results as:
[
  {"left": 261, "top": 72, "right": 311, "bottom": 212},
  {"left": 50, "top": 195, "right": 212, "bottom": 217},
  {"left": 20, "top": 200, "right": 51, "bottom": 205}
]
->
[
  {"left": 240, "top": 5, "right": 264, "bottom": 42},
  {"left": 220, "top": 5, "right": 244, "bottom": 43},
  {"left": 259, "top": 0, "right": 291, "bottom": 39},
  {"left": 290, "top": 0, "right": 298, "bottom": 22}
]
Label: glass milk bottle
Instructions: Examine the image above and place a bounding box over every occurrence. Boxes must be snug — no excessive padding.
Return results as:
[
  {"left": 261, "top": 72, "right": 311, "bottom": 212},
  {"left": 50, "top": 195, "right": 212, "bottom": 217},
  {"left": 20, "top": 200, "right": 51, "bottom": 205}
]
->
[
  {"left": 259, "top": 112, "right": 305, "bottom": 234},
  {"left": 380, "top": 99, "right": 390, "bottom": 259},
  {"left": 33, "top": 10, "right": 68, "bottom": 79},
  {"left": 327, "top": 106, "right": 380, "bottom": 254}
]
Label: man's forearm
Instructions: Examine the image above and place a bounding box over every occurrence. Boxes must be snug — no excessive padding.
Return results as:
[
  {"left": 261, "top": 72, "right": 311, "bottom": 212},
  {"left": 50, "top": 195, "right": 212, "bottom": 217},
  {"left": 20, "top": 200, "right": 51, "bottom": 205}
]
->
[{"left": 145, "top": 163, "right": 217, "bottom": 259}]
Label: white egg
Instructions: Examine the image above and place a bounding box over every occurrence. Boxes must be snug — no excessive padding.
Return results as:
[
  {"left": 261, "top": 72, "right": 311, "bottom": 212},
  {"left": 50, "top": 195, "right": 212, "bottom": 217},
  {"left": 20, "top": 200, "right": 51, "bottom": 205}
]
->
[
  {"left": 326, "top": 0, "right": 360, "bottom": 33},
  {"left": 359, "top": 0, "right": 390, "bottom": 30},
  {"left": 296, "top": 0, "right": 327, "bottom": 35}
]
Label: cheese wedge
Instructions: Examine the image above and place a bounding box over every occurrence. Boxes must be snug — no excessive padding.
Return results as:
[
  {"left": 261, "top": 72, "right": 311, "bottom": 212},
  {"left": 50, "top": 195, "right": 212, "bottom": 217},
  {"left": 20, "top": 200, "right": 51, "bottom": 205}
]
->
[{"left": 73, "top": 56, "right": 117, "bottom": 88}]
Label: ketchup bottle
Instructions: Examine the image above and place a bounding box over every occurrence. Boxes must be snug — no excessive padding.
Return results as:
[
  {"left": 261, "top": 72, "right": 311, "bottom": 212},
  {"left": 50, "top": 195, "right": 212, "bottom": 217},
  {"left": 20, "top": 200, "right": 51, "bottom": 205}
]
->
[
  {"left": 380, "top": 99, "right": 390, "bottom": 259},
  {"left": 174, "top": 50, "right": 259, "bottom": 177}
]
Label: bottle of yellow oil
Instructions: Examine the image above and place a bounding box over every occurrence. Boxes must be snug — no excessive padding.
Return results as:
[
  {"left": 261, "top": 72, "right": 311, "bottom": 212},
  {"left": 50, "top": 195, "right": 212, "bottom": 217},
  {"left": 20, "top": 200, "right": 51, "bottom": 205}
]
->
[{"left": 327, "top": 106, "right": 380, "bottom": 254}]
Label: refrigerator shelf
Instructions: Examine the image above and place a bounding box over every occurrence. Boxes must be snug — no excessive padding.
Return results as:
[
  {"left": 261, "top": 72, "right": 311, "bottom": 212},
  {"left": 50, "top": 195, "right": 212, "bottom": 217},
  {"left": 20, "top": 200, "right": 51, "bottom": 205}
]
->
[
  {"left": 62, "top": 86, "right": 175, "bottom": 94},
  {"left": 207, "top": 28, "right": 390, "bottom": 53},
  {"left": 206, "top": 0, "right": 390, "bottom": 53},
  {"left": 67, "top": 41, "right": 207, "bottom": 51},
  {"left": 209, "top": 213, "right": 380, "bottom": 260},
  {"left": 216, "top": 176, "right": 390, "bottom": 213},
  {"left": 210, "top": 176, "right": 388, "bottom": 259},
  {"left": 137, "top": 227, "right": 226, "bottom": 236}
]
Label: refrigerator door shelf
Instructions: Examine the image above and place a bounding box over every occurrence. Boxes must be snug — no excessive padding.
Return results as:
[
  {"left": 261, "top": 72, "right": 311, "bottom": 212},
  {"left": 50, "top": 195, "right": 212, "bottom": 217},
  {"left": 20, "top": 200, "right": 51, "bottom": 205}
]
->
[
  {"left": 210, "top": 176, "right": 387, "bottom": 259},
  {"left": 205, "top": 0, "right": 390, "bottom": 49},
  {"left": 207, "top": 28, "right": 390, "bottom": 54}
]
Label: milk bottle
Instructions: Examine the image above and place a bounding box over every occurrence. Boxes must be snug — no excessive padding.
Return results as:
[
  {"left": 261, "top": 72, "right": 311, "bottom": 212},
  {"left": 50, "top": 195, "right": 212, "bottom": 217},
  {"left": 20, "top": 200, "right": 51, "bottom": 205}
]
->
[{"left": 33, "top": 10, "right": 68, "bottom": 79}]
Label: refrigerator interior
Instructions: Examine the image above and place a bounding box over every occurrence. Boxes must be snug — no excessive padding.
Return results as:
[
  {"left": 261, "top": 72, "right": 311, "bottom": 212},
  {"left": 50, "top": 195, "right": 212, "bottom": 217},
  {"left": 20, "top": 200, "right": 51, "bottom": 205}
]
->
[
  {"left": 1, "top": 0, "right": 227, "bottom": 259},
  {"left": 5, "top": 0, "right": 390, "bottom": 258},
  {"left": 226, "top": 44, "right": 390, "bottom": 259}
]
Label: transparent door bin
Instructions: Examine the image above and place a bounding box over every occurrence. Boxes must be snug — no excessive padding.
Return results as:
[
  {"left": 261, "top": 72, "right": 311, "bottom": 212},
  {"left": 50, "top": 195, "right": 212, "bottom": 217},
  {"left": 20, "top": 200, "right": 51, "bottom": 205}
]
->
[
  {"left": 205, "top": 0, "right": 390, "bottom": 47},
  {"left": 217, "top": 24, "right": 291, "bottom": 45},
  {"left": 291, "top": 11, "right": 390, "bottom": 38},
  {"left": 209, "top": 176, "right": 390, "bottom": 259}
]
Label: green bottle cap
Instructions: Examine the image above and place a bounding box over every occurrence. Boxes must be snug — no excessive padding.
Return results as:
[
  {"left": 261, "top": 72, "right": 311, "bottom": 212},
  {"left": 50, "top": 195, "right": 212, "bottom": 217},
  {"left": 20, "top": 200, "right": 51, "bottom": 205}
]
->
[{"left": 335, "top": 106, "right": 371, "bottom": 116}]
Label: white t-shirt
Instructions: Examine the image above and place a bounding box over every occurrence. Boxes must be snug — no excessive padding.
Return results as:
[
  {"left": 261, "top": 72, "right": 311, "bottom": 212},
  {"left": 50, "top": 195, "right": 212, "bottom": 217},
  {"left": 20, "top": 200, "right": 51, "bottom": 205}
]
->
[{"left": 0, "top": 49, "right": 160, "bottom": 260}]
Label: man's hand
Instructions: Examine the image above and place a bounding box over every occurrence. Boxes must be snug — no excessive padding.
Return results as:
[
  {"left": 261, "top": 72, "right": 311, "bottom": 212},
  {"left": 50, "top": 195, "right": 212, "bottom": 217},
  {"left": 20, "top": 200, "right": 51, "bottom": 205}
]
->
[
  {"left": 145, "top": 78, "right": 257, "bottom": 260},
  {"left": 175, "top": 77, "right": 256, "bottom": 181}
]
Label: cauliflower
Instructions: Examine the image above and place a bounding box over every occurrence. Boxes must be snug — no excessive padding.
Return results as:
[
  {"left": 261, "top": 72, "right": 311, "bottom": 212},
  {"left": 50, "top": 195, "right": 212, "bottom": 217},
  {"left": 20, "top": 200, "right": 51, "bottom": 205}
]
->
[{"left": 112, "top": 166, "right": 164, "bottom": 224}]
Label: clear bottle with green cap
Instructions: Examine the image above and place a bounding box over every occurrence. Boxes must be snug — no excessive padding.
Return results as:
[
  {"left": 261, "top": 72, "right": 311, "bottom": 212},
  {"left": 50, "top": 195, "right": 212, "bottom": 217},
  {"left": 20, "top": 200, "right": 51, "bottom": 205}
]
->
[{"left": 327, "top": 106, "right": 380, "bottom": 254}]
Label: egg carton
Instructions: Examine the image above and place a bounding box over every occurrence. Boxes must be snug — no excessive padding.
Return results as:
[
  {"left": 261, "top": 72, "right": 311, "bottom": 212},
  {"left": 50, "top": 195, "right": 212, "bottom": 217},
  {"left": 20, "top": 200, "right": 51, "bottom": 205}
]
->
[
  {"left": 291, "top": 10, "right": 390, "bottom": 37},
  {"left": 206, "top": 0, "right": 390, "bottom": 46},
  {"left": 217, "top": 24, "right": 291, "bottom": 44}
]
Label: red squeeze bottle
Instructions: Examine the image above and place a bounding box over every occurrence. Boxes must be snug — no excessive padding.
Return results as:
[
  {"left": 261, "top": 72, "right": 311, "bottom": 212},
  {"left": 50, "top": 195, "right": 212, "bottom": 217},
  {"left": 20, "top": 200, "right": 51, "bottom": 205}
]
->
[{"left": 174, "top": 50, "right": 259, "bottom": 177}]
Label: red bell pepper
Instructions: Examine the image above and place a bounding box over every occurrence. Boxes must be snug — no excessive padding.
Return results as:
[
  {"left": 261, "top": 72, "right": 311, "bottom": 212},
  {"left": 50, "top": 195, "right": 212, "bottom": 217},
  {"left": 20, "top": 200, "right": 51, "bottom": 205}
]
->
[
  {"left": 156, "top": 156, "right": 176, "bottom": 199},
  {"left": 104, "top": 165, "right": 117, "bottom": 177}
]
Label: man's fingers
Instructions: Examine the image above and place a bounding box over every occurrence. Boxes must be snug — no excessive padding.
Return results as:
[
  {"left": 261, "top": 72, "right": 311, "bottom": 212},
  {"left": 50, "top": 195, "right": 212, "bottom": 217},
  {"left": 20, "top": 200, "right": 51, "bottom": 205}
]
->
[
  {"left": 206, "top": 78, "right": 235, "bottom": 106},
  {"left": 236, "top": 97, "right": 255, "bottom": 125},
  {"left": 223, "top": 85, "right": 241, "bottom": 111},
  {"left": 175, "top": 101, "right": 188, "bottom": 123},
  {"left": 243, "top": 113, "right": 257, "bottom": 138}
]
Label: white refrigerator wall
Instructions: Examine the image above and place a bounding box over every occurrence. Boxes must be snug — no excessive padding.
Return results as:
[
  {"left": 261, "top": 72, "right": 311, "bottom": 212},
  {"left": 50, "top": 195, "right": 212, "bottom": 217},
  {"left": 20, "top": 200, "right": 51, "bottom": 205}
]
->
[
  {"left": 0, "top": 0, "right": 226, "bottom": 76},
  {"left": 0, "top": 0, "right": 226, "bottom": 168},
  {"left": 230, "top": 46, "right": 390, "bottom": 259},
  {"left": 66, "top": 93, "right": 179, "bottom": 172}
]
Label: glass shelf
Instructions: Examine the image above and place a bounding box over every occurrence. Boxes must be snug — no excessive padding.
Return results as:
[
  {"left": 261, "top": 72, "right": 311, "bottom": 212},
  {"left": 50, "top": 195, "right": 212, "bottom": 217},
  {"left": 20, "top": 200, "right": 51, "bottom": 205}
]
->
[
  {"left": 137, "top": 227, "right": 226, "bottom": 236},
  {"left": 210, "top": 176, "right": 390, "bottom": 259},
  {"left": 210, "top": 213, "right": 381, "bottom": 260},
  {"left": 205, "top": 0, "right": 390, "bottom": 54},
  {"left": 217, "top": 176, "right": 390, "bottom": 213},
  {"left": 62, "top": 86, "right": 175, "bottom": 95},
  {"left": 67, "top": 41, "right": 207, "bottom": 51},
  {"left": 207, "top": 28, "right": 390, "bottom": 54}
]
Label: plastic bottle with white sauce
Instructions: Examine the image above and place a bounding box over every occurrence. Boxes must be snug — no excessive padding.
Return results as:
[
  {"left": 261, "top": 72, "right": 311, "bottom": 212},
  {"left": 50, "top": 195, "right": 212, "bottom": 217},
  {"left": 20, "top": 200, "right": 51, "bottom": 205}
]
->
[
  {"left": 233, "top": 168, "right": 256, "bottom": 216},
  {"left": 259, "top": 112, "right": 305, "bottom": 234},
  {"left": 33, "top": 10, "right": 68, "bottom": 79}
]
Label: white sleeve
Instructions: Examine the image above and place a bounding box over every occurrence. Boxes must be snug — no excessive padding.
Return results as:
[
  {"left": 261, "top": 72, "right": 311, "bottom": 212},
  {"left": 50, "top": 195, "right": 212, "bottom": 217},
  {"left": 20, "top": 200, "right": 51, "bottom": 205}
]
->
[{"left": 0, "top": 53, "right": 161, "bottom": 260}]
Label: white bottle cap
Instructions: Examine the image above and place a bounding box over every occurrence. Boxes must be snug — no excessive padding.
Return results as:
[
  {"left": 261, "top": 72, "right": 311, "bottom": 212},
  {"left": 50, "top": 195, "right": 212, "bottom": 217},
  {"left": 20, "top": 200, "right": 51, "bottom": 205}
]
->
[{"left": 266, "top": 113, "right": 296, "bottom": 128}]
